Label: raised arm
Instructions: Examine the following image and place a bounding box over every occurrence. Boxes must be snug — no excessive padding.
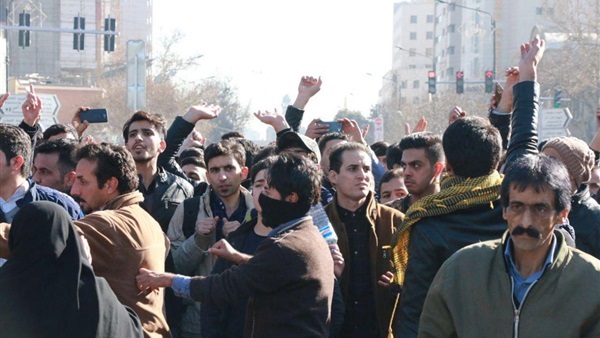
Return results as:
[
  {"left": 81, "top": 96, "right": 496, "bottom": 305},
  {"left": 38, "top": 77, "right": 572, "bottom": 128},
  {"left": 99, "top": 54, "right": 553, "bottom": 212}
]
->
[{"left": 285, "top": 76, "right": 322, "bottom": 131}]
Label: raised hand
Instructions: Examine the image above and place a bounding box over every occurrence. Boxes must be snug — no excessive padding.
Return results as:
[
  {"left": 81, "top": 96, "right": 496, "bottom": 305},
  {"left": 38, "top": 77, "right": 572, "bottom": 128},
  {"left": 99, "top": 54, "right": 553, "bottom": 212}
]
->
[
  {"left": 495, "top": 67, "right": 519, "bottom": 114},
  {"left": 0, "top": 93, "right": 8, "bottom": 108},
  {"left": 518, "top": 35, "right": 545, "bottom": 83},
  {"left": 177, "top": 130, "right": 206, "bottom": 156},
  {"left": 340, "top": 118, "right": 366, "bottom": 144},
  {"left": 405, "top": 116, "right": 428, "bottom": 135},
  {"left": 305, "top": 118, "right": 329, "bottom": 139},
  {"left": 293, "top": 76, "right": 322, "bottom": 110},
  {"left": 21, "top": 84, "right": 42, "bottom": 126},
  {"left": 253, "top": 109, "right": 290, "bottom": 133},
  {"left": 184, "top": 102, "right": 221, "bottom": 124},
  {"left": 72, "top": 107, "right": 91, "bottom": 138},
  {"left": 448, "top": 106, "right": 466, "bottom": 125}
]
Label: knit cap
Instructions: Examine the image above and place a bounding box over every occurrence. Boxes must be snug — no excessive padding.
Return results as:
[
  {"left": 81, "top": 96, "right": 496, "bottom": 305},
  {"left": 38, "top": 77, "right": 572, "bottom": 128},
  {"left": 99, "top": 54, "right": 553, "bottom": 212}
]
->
[{"left": 542, "top": 137, "right": 595, "bottom": 187}]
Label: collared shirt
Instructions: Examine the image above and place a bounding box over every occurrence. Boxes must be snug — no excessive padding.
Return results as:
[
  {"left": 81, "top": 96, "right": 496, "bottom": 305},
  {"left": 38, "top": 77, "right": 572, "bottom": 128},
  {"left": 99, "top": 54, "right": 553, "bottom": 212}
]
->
[
  {"left": 336, "top": 202, "right": 379, "bottom": 338},
  {"left": 0, "top": 180, "right": 30, "bottom": 222},
  {"left": 210, "top": 190, "right": 247, "bottom": 241},
  {"left": 504, "top": 235, "right": 556, "bottom": 307}
]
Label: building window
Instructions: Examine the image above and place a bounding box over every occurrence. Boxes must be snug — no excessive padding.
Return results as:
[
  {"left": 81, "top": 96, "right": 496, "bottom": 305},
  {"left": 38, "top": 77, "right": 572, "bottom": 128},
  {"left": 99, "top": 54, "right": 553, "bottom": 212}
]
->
[
  {"left": 425, "top": 48, "right": 433, "bottom": 57},
  {"left": 427, "top": 15, "right": 434, "bottom": 23},
  {"left": 410, "top": 32, "right": 417, "bottom": 40},
  {"left": 410, "top": 15, "right": 417, "bottom": 23},
  {"left": 426, "top": 31, "right": 433, "bottom": 39},
  {"left": 536, "top": 7, "right": 543, "bottom": 15},
  {"left": 409, "top": 48, "right": 416, "bottom": 57},
  {"left": 413, "top": 80, "right": 420, "bottom": 89},
  {"left": 401, "top": 81, "right": 408, "bottom": 89},
  {"left": 408, "top": 65, "right": 417, "bottom": 69},
  {"left": 448, "top": 24, "right": 455, "bottom": 33},
  {"left": 546, "top": 7, "right": 554, "bottom": 15},
  {"left": 448, "top": 46, "right": 455, "bottom": 55}
]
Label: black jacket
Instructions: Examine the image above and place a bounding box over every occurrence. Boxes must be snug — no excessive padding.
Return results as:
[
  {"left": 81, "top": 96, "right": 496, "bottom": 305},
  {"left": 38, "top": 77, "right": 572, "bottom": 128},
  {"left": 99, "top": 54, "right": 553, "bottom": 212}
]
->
[
  {"left": 158, "top": 116, "right": 209, "bottom": 196},
  {"left": 139, "top": 167, "right": 194, "bottom": 233},
  {"left": 569, "top": 185, "right": 600, "bottom": 259}
]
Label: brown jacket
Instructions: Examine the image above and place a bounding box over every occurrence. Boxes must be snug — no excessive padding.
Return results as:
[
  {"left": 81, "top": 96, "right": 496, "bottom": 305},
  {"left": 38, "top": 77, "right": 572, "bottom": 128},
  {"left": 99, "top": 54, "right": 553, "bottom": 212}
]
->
[
  {"left": 75, "top": 192, "right": 171, "bottom": 338},
  {"left": 325, "top": 191, "right": 403, "bottom": 338}
]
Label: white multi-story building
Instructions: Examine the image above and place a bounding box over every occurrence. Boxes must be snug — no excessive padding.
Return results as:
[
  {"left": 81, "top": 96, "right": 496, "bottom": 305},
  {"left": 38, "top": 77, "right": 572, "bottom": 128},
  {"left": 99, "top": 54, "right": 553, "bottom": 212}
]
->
[{"left": 386, "top": 0, "right": 554, "bottom": 101}]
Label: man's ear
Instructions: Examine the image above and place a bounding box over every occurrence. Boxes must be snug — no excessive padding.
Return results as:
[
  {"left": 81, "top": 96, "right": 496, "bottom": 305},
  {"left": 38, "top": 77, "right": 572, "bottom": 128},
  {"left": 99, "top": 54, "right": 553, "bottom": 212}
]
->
[
  {"left": 241, "top": 166, "right": 249, "bottom": 180},
  {"left": 556, "top": 209, "right": 570, "bottom": 224},
  {"left": 158, "top": 140, "right": 167, "bottom": 153},
  {"left": 433, "top": 161, "right": 445, "bottom": 179},
  {"left": 328, "top": 169, "right": 337, "bottom": 185},
  {"left": 285, "top": 192, "right": 299, "bottom": 203},
  {"left": 502, "top": 207, "right": 508, "bottom": 221},
  {"left": 10, "top": 155, "right": 25, "bottom": 174},
  {"left": 64, "top": 171, "right": 76, "bottom": 188},
  {"left": 104, "top": 177, "right": 119, "bottom": 195}
]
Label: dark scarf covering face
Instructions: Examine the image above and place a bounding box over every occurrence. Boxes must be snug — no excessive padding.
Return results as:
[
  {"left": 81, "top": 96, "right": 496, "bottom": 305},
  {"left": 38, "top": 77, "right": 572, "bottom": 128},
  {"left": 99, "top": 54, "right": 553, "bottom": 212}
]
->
[{"left": 0, "top": 202, "right": 142, "bottom": 338}]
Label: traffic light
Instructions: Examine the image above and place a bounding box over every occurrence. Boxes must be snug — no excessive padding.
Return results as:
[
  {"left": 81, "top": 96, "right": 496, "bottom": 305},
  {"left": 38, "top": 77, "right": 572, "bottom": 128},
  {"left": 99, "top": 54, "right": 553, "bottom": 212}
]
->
[
  {"left": 104, "top": 18, "right": 116, "bottom": 52},
  {"left": 18, "top": 12, "right": 31, "bottom": 48},
  {"left": 554, "top": 90, "right": 562, "bottom": 108},
  {"left": 427, "top": 70, "right": 436, "bottom": 94},
  {"left": 456, "top": 71, "right": 464, "bottom": 94},
  {"left": 73, "top": 16, "right": 85, "bottom": 51},
  {"left": 485, "top": 70, "right": 494, "bottom": 93}
]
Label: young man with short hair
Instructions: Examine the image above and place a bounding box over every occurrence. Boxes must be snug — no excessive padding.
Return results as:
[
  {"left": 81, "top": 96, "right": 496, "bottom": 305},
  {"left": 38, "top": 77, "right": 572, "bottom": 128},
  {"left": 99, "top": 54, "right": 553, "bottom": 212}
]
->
[
  {"left": 325, "top": 142, "right": 404, "bottom": 338},
  {"left": 123, "top": 111, "right": 194, "bottom": 233},
  {"left": 32, "top": 138, "right": 78, "bottom": 194}
]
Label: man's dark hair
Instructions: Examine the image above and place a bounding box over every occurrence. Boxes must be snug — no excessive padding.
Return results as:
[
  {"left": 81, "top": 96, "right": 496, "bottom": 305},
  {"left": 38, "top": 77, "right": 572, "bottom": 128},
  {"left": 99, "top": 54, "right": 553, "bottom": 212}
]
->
[
  {"left": 501, "top": 155, "right": 571, "bottom": 213},
  {"left": 0, "top": 123, "right": 32, "bottom": 177},
  {"left": 43, "top": 124, "right": 75, "bottom": 140},
  {"left": 267, "top": 153, "right": 321, "bottom": 206},
  {"left": 122, "top": 111, "right": 167, "bottom": 142},
  {"left": 386, "top": 142, "right": 403, "bottom": 170},
  {"left": 252, "top": 145, "right": 277, "bottom": 167},
  {"left": 443, "top": 116, "right": 501, "bottom": 178},
  {"left": 378, "top": 168, "right": 404, "bottom": 193},
  {"left": 34, "top": 139, "right": 78, "bottom": 175},
  {"left": 221, "top": 131, "right": 244, "bottom": 140},
  {"left": 75, "top": 143, "right": 138, "bottom": 194},
  {"left": 399, "top": 132, "right": 444, "bottom": 166},
  {"left": 250, "top": 156, "right": 278, "bottom": 183},
  {"left": 329, "top": 142, "right": 370, "bottom": 174},
  {"left": 235, "top": 138, "right": 260, "bottom": 167},
  {"left": 318, "top": 132, "right": 350, "bottom": 155},
  {"left": 370, "top": 141, "right": 389, "bottom": 157},
  {"left": 204, "top": 140, "right": 246, "bottom": 169},
  {"left": 178, "top": 148, "right": 206, "bottom": 169}
]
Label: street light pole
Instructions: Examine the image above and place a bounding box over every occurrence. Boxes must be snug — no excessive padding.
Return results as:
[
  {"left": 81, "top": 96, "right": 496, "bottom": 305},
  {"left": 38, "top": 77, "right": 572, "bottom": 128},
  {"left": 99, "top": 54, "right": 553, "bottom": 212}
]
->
[
  {"left": 436, "top": 0, "right": 496, "bottom": 75},
  {"left": 396, "top": 46, "right": 436, "bottom": 72}
]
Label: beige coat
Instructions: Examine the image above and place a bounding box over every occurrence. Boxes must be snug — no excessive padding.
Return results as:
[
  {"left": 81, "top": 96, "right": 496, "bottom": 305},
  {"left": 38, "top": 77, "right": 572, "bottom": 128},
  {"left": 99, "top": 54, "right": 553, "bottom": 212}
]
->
[{"left": 75, "top": 192, "right": 171, "bottom": 338}]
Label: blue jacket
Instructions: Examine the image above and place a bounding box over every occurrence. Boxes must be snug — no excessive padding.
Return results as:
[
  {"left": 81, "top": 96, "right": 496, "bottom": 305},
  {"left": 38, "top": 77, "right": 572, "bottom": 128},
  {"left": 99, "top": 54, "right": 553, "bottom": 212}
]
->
[{"left": 3, "top": 179, "right": 84, "bottom": 221}]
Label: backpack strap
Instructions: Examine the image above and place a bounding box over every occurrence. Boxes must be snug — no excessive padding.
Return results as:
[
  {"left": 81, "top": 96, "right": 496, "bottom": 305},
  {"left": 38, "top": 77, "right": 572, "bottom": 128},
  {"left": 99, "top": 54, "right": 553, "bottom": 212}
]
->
[{"left": 182, "top": 196, "right": 202, "bottom": 239}]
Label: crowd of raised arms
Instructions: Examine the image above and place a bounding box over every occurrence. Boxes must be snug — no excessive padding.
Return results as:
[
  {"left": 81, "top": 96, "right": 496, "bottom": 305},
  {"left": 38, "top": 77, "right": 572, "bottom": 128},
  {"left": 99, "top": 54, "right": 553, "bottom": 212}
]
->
[{"left": 0, "top": 36, "right": 599, "bottom": 338}]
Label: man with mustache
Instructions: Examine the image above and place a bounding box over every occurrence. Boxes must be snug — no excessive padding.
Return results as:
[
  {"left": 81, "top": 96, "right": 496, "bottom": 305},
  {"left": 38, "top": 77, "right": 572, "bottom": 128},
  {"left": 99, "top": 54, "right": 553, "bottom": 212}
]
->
[{"left": 419, "top": 154, "right": 600, "bottom": 337}]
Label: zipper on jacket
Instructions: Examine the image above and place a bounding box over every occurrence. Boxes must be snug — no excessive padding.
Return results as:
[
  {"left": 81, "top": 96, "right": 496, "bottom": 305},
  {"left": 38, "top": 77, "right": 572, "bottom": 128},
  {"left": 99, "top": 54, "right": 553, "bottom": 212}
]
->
[
  {"left": 250, "top": 297, "right": 256, "bottom": 338},
  {"left": 510, "top": 276, "right": 538, "bottom": 338}
]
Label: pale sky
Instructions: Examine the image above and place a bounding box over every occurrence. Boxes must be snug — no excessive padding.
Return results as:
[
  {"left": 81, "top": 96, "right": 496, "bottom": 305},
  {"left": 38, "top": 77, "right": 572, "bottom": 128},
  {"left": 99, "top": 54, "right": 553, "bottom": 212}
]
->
[{"left": 152, "top": 0, "right": 397, "bottom": 137}]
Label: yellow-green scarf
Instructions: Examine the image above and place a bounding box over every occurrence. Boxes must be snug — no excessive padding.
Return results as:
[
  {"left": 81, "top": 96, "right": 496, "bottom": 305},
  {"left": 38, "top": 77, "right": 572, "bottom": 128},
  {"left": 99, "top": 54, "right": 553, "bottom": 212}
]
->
[{"left": 390, "top": 171, "right": 503, "bottom": 286}]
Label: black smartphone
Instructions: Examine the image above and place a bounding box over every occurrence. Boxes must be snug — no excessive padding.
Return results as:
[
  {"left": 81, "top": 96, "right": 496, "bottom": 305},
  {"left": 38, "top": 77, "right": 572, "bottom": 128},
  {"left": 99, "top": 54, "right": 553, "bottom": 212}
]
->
[
  {"left": 80, "top": 109, "right": 108, "bottom": 123},
  {"left": 317, "top": 121, "right": 343, "bottom": 133}
]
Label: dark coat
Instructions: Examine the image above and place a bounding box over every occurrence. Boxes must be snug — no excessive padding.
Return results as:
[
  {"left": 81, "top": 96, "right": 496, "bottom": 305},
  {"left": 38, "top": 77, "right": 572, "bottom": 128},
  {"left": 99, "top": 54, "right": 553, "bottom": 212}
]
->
[
  {"left": 189, "top": 217, "right": 334, "bottom": 338},
  {"left": 325, "top": 192, "right": 403, "bottom": 338},
  {"left": 569, "top": 185, "right": 600, "bottom": 259}
]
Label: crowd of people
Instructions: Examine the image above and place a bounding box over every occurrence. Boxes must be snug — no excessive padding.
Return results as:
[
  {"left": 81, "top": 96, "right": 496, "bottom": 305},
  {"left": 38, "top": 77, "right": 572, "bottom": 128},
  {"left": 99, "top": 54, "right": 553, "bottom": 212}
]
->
[{"left": 0, "top": 36, "right": 599, "bottom": 338}]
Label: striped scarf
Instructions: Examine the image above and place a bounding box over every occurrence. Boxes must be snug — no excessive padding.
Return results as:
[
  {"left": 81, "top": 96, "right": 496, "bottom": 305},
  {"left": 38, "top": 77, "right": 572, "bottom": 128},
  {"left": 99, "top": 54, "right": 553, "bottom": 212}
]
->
[{"left": 390, "top": 171, "right": 503, "bottom": 286}]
